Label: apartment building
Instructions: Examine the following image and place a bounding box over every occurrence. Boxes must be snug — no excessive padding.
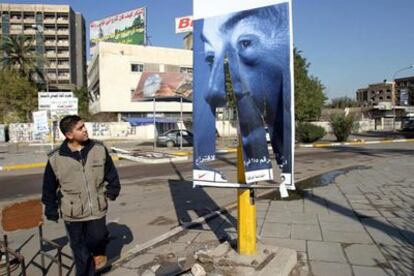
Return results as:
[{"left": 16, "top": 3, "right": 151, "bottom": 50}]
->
[
  {"left": 0, "top": 3, "right": 86, "bottom": 91},
  {"left": 356, "top": 82, "right": 394, "bottom": 107}
]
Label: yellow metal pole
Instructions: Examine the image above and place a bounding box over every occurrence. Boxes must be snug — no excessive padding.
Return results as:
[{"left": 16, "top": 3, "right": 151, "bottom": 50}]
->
[{"left": 237, "top": 140, "right": 256, "bottom": 255}]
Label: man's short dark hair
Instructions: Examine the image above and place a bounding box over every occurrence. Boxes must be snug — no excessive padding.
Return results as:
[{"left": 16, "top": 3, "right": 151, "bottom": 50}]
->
[{"left": 59, "top": 115, "right": 82, "bottom": 134}]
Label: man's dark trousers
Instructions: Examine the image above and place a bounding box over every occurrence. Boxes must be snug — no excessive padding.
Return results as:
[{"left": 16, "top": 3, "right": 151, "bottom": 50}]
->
[{"left": 65, "top": 216, "right": 108, "bottom": 276}]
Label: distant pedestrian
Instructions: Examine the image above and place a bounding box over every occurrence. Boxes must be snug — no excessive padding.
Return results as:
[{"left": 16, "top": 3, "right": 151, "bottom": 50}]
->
[{"left": 42, "top": 115, "right": 120, "bottom": 275}]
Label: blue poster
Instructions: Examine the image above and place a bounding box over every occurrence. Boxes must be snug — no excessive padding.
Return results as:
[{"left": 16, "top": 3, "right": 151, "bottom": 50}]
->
[{"left": 193, "top": 0, "right": 295, "bottom": 192}]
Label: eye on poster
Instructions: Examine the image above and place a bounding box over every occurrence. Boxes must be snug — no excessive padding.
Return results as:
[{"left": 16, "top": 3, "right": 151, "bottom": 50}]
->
[{"left": 192, "top": 0, "right": 295, "bottom": 192}]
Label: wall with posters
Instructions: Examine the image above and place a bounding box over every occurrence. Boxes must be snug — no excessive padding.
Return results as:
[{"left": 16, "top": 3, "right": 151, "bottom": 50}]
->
[
  {"left": 90, "top": 7, "right": 146, "bottom": 52},
  {"left": 192, "top": 0, "right": 295, "bottom": 189}
]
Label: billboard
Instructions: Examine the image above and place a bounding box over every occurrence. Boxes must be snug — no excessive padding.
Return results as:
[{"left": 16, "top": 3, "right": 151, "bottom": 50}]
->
[
  {"left": 90, "top": 7, "right": 146, "bottom": 51},
  {"left": 175, "top": 16, "right": 193, "bottom": 33},
  {"left": 192, "top": 0, "right": 295, "bottom": 194},
  {"left": 400, "top": 88, "right": 409, "bottom": 106},
  {"left": 131, "top": 72, "right": 192, "bottom": 101}
]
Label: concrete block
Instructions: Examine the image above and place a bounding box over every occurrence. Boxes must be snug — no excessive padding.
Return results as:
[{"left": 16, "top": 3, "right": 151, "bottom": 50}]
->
[
  {"left": 261, "top": 223, "right": 291, "bottom": 239},
  {"left": 322, "top": 230, "right": 372, "bottom": 244}
]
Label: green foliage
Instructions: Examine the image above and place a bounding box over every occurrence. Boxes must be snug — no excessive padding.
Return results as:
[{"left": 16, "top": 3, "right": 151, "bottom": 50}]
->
[
  {"left": 0, "top": 69, "right": 37, "bottom": 123},
  {"left": 73, "top": 86, "right": 91, "bottom": 121},
  {"left": 224, "top": 60, "right": 236, "bottom": 109},
  {"left": 327, "top": 96, "right": 358, "bottom": 108},
  {"left": 330, "top": 113, "right": 355, "bottom": 142},
  {"left": 294, "top": 48, "right": 326, "bottom": 122},
  {"left": 296, "top": 122, "right": 326, "bottom": 143},
  {"left": 0, "top": 34, "right": 45, "bottom": 83}
]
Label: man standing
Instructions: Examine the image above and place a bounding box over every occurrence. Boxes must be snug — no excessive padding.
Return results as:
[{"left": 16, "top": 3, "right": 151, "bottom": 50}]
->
[{"left": 42, "top": 115, "right": 120, "bottom": 275}]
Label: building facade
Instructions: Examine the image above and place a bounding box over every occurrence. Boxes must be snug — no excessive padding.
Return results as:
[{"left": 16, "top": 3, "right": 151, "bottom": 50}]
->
[
  {"left": 356, "top": 82, "right": 394, "bottom": 107},
  {"left": 395, "top": 76, "right": 414, "bottom": 106},
  {"left": 88, "top": 42, "right": 193, "bottom": 119},
  {"left": 0, "top": 3, "right": 86, "bottom": 91}
]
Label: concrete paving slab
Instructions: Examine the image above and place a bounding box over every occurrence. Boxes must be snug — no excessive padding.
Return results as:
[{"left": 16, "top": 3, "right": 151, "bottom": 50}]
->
[
  {"left": 291, "top": 224, "right": 322, "bottom": 241},
  {"left": 345, "top": 244, "right": 387, "bottom": 266},
  {"left": 310, "top": 261, "right": 352, "bottom": 276},
  {"left": 352, "top": 266, "right": 395, "bottom": 276},
  {"left": 260, "top": 237, "right": 306, "bottom": 252},
  {"left": 322, "top": 230, "right": 373, "bottom": 244},
  {"left": 261, "top": 222, "right": 291, "bottom": 239},
  {"left": 308, "top": 241, "right": 347, "bottom": 263}
]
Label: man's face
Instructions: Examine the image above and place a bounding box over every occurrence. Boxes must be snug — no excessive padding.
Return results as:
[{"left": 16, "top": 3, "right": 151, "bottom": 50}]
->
[
  {"left": 66, "top": 120, "right": 89, "bottom": 143},
  {"left": 202, "top": 8, "right": 287, "bottom": 110}
]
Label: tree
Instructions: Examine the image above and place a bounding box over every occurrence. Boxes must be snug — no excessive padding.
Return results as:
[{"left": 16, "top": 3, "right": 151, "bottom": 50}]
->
[
  {"left": 330, "top": 113, "right": 355, "bottom": 142},
  {"left": 0, "top": 34, "right": 44, "bottom": 83},
  {"left": 0, "top": 69, "right": 37, "bottom": 123},
  {"left": 294, "top": 48, "right": 326, "bottom": 122},
  {"left": 327, "top": 96, "right": 358, "bottom": 109},
  {"left": 73, "top": 86, "right": 91, "bottom": 121}
]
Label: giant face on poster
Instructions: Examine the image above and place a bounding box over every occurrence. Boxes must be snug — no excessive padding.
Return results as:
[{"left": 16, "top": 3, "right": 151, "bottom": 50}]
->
[
  {"left": 90, "top": 7, "right": 146, "bottom": 51},
  {"left": 192, "top": 0, "right": 295, "bottom": 193},
  {"left": 131, "top": 72, "right": 192, "bottom": 101}
]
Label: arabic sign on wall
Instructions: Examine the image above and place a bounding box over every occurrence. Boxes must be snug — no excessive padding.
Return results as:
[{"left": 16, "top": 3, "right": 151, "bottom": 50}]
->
[
  {"left": 38, "top": 92, "right": 74, "bottom": 110},
  {"left": 90, "top": 7, "right": 146, "bottom": 51},
  {"left": 175, "top": 16, "right": 193, "bottom": 33},
  {"left": 131, "top": 72, "right": 192, "bottom": 101},
  {"left": 50, "top": 98, "right": 78, "bottom": 119}
]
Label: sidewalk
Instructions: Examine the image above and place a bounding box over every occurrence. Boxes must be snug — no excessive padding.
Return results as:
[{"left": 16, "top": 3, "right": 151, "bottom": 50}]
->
[{"left": 110, "top": 156, "right": 414, "bottom": 276}]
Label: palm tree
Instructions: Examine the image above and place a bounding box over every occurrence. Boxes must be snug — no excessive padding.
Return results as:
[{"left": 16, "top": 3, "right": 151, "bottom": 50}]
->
[{"left": 0, "top": 34, "right": 45, "bottom": 83}]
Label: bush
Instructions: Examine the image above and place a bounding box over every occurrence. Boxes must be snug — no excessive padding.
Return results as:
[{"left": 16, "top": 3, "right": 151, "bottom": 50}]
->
[
  {"left": 330, "top": 113, "right": 355, "bottom": 142},
  {"left": 296, "top": 122, "right": 326, "bottom": 143}
]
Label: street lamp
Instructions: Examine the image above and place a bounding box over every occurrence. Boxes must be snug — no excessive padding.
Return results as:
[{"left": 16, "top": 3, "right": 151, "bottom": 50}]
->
[{"left": 392, "top": 65, "right": 414, "bottom": 131}]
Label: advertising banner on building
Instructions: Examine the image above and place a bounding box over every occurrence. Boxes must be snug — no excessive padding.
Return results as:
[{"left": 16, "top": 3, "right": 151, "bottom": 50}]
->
[
  {"left": 131, "top": 72, "right": 192, "bottom": 101},
  {"left": 400, "top": 88, "right": 409, "bottom": 106},
  {"left": 32, "top": 111, "right": 49, "bottom": 134},
  {"left": 192, "top": 0, "right": 295, "bottom": 192},
  {"left": 90, "top": 7, "right": 146, "bottom": 51},
  {"left": 175, "top": 16, "right": 193, "bottom": 33}
]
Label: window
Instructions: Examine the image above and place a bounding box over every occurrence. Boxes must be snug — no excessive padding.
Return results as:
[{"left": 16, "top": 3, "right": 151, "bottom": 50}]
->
[
  {"left": 131, "top": 63, "right": 143, "bottom": 72},
  {"left": 180, "top": 67, "right": 193, "bottom": 73}
]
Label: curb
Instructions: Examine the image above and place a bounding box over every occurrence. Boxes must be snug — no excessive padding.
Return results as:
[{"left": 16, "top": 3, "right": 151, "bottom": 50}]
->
[
  {"left": 0, "top": 156, "right": 120, "bottom": 172},
  {"left": 299, "top": 138, "right": 414, "bottom": 148}
]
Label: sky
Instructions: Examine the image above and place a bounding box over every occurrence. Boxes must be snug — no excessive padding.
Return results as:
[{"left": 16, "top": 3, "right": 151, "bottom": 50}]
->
[{"left": 3, "top": 0, "right": 414, "bottom": 100}]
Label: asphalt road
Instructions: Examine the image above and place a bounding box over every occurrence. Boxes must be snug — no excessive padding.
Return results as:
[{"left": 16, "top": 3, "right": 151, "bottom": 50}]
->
[{"left": 1, "top": 142, "right": 413, "bottom": 202}]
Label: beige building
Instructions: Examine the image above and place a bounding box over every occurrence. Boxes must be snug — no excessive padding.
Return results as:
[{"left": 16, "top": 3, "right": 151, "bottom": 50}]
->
[
  {"left": 356, "top": 82, "right": 394, "bottom": 107},
  {"left": 0, "top": 3, "right": 86, "bottom": 91},
  {"left": 88, "top": 42, "right": 193, "bottom": 119}
]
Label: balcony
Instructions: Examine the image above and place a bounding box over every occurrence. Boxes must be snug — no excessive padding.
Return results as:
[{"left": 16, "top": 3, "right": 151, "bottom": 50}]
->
[
  {"left": 46, "top": 51, "right": 56, "bottom": 58},
  {"left": 56, "top": 17, "right": 69, "bottom": 24},
  {"left": 57, "top": 74, "right": 70, "bottom": 80},
  {"left": 57, "top": 63, "right": 70, "bottom": 69},
  {"left": 57, "top": 52, "right": 69, "bottom": 58},
  {"left": 23, "top": 29, "right": 36, "bottom": 35},
  {"left": 10, "top": 17, "right": 22, "bottom": 23},
  {"left": 44, "top": 29, "right": 56, "bottom": 35},
  {"left": 57, "top": 41, "right": 69, "bottom": 47},
  {"left": 43, "top": 18, "right": 56, "bottom": 24},
  {"left": 57, "top": 29, "right": 69, "bottom": 35},
  {"left": 44, "top": 41, "right": 57, "bottom": 47},
  {"left": 23, "top": 17, "right": 35, "bottom": 23}
]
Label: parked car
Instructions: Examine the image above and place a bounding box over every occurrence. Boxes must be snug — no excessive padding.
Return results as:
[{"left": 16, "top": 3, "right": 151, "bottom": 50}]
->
[{"left": 156, "top": 129, "right": 193, "bottom": 147}]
